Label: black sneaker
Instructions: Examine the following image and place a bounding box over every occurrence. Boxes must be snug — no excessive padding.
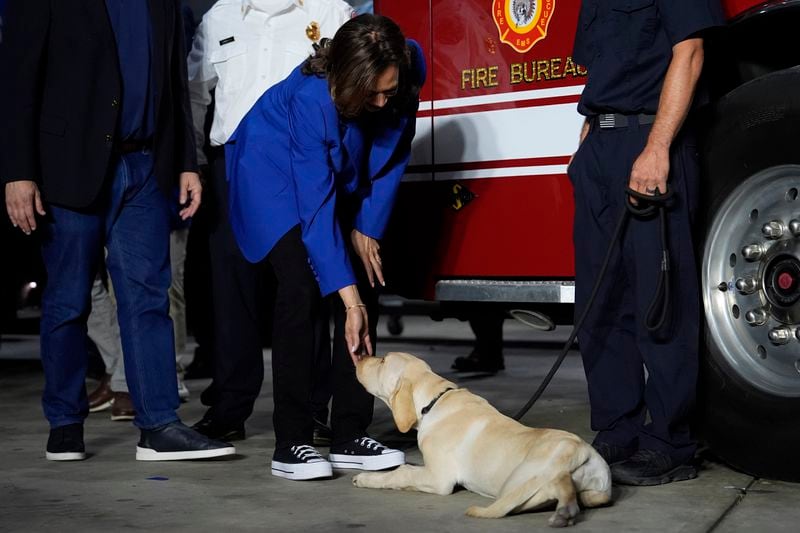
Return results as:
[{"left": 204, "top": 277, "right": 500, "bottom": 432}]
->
[
  {"left": 271, "top": 445, "right": 332, "bottom": 481},
  {"left": 592, "top": 441, "right": 636, "bottom": 465},
  {"left": 313, "top": 418, "right": 332, "bottom": 447},
  {"left": 611, "top": 449, "right": 697, "bottom": 486},
  {"left": 136, "top": 421, "right": 236, "bottom": 461},
  {"left": 46, "top": 423, "right": 86, "bottom": 461},
  {"left": 329, "top": 437, "right": 405, "bottom": 471}
]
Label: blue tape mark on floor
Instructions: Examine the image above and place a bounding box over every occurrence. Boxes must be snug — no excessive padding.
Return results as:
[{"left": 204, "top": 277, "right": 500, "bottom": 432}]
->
[{"left": 146, "top": 476, "right": 169, "bottom": 481}]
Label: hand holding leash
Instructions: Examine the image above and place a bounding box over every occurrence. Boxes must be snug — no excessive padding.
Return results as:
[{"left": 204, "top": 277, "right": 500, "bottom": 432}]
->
[
  {"left": 628, "top": 143, "right": 670, "bottom": 205},
  {"left": 625, "top": 186, "right": 673, "bottom": 217}
]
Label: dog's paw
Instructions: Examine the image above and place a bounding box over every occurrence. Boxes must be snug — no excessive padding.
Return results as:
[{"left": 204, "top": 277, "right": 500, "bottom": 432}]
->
[
  {"left": 465, "top": 505, "right": 502, "bottom": 519},
  {"left": 352, "top": 473, "right": 376, "bottom": 488},
  {"left": 465, "top": 506, "right": 486, "bottom": 518},
  {"left": 547, "top": 500, "right": 579, "bottom": 528}
]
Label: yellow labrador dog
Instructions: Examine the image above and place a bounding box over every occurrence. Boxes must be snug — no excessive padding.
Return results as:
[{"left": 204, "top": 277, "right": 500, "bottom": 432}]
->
[{"left": 353, "top": 352, "right": 611, "bottom": 527}]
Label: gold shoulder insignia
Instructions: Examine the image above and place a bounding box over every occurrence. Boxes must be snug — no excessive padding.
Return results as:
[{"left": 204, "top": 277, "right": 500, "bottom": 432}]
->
[{"left": 306, "top": 21, "right": 321, "bottom": 42}]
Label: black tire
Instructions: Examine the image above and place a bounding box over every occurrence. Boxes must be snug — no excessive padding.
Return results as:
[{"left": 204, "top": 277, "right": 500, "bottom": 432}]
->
[{"left": 698, "top": 67, "right": 800, "bottom": 481}]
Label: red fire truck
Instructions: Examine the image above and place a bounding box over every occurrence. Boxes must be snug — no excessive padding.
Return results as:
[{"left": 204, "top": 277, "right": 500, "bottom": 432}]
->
[{"left": 375, "top": 0, "right": 800, "bottom": 481}]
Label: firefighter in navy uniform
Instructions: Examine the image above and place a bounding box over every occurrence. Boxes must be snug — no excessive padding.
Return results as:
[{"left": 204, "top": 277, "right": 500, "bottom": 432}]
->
[{"left": 568, "top": 0, "right": 724, "bottom": 485}]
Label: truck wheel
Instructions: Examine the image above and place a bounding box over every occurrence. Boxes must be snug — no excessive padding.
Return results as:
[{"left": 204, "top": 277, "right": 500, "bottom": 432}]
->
[{"left": 699, "top": 67, "right": 800, "bottom": 481}]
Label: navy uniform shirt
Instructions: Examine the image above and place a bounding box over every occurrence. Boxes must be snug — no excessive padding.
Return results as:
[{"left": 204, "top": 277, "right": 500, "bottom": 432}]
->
[
  {"left": 105, "top": 0, "right": 155, "bottom": 141},
  {"left": 573, "top": 0, "right": 725, "bottom": 117}
]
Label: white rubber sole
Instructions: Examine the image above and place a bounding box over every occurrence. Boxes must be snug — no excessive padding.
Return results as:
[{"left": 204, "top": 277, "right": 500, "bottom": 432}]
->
[
  {"left": 46, "top": 451, "right": 87, "bottom": 461},
  {"left": 88, "top": 399, "right": 113, "bottom": 413},
  {"left": 271, "top": 459, "right": 333, "bottom": 481},
  {"left": 329, "top": 450, "right": 405, "bottom": 471},
  {"left": 110, "top": 413, "right": 135, "bottom": 422},
  {"left": 177, "top": 383, "right": 190, "bottom": 402},
  {"left": 135, "top": 445, "right": 236, "bottom": 461}
]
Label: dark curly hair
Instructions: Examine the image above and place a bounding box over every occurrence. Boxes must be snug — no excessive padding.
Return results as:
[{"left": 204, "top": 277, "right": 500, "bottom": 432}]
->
[{"left": 302, "top": 14, "right": 421, "bottom": 119}]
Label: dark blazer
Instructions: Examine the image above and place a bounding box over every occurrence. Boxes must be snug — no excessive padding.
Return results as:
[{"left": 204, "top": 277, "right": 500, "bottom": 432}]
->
[{"left": 0, "top": 0, "right": 197, "bottom": 209}]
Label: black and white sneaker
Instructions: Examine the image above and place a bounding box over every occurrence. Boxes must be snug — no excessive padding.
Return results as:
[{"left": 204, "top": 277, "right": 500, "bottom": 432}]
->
[
  {"left": 271, "top": 445, "right": 333, "bottom": 481},
  {"left": 329, "top": 436, "right": 405, "bottom": 471},
  {"left": 136, "top": 421, "right": 236, "bottom": 461},
  {"left": 46, "top": 423, "right": 86, "bottom": 461}
]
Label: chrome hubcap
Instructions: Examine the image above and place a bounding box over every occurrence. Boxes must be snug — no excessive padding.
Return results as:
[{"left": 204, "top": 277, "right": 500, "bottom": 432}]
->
[{"left": 703, "top": 165, "right": 800, "bottom": 397}]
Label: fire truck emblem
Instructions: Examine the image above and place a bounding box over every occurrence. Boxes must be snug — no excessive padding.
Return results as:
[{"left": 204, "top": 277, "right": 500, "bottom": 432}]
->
[{"left": 491, "top": 0, "right": 555, "bottom": 53}]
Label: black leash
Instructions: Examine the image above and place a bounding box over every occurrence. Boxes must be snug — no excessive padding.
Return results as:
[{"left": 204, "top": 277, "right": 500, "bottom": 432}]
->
[
  {"left": 513, "top": 187, "right": 673, "bottom": 421},
  {"left": 625, "top": 187, "right": 674, "bottom": 332}
]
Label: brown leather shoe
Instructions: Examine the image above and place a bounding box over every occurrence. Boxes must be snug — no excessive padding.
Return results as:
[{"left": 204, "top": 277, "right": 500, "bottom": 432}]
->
[
  {"left": 88, "top": 374, "right": 114, "bottom": 413},
  {"left": 110, "top": 392, "right": 136, "bottom": 421}
]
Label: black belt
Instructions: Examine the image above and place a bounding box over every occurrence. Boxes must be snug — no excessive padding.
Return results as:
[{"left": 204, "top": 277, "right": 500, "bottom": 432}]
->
[
  {"left": 593, "top": 113, "right": 656, "bottom": 129},
  {"left": 115, "top": 139, "right": 152, "bottom": 154}
]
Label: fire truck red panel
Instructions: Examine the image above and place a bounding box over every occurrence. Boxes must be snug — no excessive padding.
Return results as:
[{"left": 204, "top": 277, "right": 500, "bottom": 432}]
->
[{"left": 376, "top": 0, "right": 751, "bottom": 299}]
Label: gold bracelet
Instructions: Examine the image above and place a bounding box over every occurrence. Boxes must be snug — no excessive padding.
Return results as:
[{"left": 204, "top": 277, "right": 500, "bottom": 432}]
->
[{"left": 345, "top": 303, "right": 367, "bottom": 312}]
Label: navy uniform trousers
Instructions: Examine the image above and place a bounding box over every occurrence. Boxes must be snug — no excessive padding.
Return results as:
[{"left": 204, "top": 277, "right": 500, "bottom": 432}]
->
[{"left": 568, "top": 118, "right": 700, "bottom": 464}]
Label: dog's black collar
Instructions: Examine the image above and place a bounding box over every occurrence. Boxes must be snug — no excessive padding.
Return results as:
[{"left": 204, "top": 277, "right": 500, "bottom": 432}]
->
[{"left": 421, "top": 387, "right": 456, "bottom": 416}]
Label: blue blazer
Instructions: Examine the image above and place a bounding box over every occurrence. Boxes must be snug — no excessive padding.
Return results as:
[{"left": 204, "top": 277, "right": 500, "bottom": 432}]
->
[{"left": 226, "top": 39, "right": 426, "bottom": 296}]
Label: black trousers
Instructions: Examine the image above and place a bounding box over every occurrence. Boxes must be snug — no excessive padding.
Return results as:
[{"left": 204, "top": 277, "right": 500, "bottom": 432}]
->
[
  {"left": 268, "top": 225, "right": 376, "bottom": 450},
  {"left": 569, "top": 119, "right": 700, "bottom": 464},
  {"left": 202, "top": 151, "right": 331, "bottom": 426},
  {"left": 469, "top": 313, "right": 504, "bottom": 362}
]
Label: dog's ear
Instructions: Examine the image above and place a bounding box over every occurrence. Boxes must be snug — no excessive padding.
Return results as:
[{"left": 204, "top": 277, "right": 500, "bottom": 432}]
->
[{"left": 390, "top": 378, "right": 416, "bottom": 433}]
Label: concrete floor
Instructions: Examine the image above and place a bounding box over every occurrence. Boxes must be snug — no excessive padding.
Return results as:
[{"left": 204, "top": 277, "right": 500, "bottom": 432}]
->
[{"left": 1, "top": 316, "right": 799, "bottom": 532}]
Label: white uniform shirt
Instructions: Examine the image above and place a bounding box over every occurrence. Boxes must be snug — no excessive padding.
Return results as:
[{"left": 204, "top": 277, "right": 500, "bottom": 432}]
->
[{"left": 187, "top": 0, "right": 354, "bottom": 164}]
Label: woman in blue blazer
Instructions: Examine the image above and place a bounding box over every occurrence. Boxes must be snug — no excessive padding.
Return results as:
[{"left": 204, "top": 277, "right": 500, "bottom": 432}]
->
[{"left": 226, "top": 14, "right": 426, "bottom": 481}]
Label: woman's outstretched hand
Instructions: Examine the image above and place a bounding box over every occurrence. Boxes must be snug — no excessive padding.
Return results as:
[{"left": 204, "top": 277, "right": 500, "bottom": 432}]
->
[
  {"left": 339, "top": 284, "right": 373, "bottom": 366},
  {"left": 345, "top": 304, "right": 372, "bottom": 366},
  {"left": 351, "top": 229, "right": 385, "bottom": 288}
]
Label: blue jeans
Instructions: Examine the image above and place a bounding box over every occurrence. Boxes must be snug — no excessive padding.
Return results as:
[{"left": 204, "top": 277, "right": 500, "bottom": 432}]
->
[{"left": 40, "top": 150, "right": 180, "bottom": 429}]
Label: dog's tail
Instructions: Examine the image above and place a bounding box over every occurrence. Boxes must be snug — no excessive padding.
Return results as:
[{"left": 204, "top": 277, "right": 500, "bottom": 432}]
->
[
  {"left": 466, "top": 474, "right": 549, "bottom": 519},
  {"left": 465, "top": 468, "right": 579, "bottom": 524},
  {"left": 572, "top": 445, "right": 612, "bottom": 507}
]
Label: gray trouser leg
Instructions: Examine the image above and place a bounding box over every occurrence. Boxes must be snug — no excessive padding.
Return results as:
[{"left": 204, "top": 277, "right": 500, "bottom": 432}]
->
[
  {"left": 169, "top": 228, "right": 189, "bottom": 369},
  {"left": 87, "top": 276, "right": 128, "bottom": 392}
]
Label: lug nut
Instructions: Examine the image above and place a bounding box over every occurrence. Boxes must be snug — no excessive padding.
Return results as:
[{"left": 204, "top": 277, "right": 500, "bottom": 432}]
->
[
  {"left": 768, "top": 327, "right": 793, "bottom": 345},
  {"left": 745, "top": 307, "right": 768, "bottom": 326},
  {"left": 762, "top": 220, "right": 785, "bottom": 239},
  {"left": 741, "top": 244, "right": 765, "bottom": 261},
  {"left": 735, "top": 276, "right": 759, "bottom": 294},
  {"left": 790, "top": 220, "right": 800, "bottom": 237}
]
